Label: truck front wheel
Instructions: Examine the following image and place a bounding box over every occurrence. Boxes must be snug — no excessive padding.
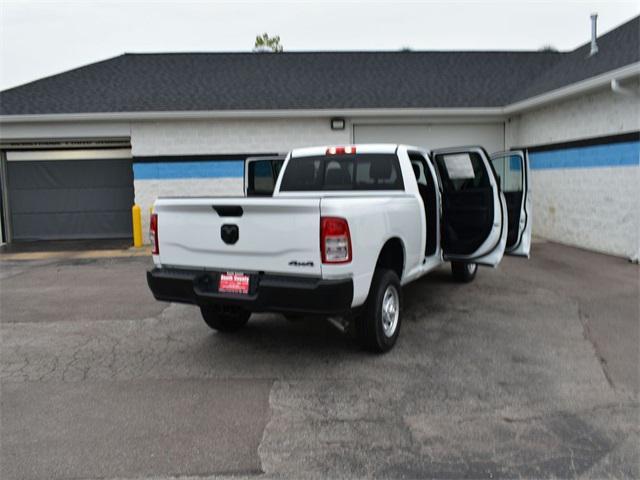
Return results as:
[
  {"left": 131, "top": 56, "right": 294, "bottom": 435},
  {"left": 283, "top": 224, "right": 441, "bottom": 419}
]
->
[
  {"left": 200, "top": 305, "right": 251, "bottom": 332},
  {"left": 356, "top": 269, "right": 402, "bottom": 353},
  {"left": 451, "top": 261, "right": 478, "bottom": 283}
]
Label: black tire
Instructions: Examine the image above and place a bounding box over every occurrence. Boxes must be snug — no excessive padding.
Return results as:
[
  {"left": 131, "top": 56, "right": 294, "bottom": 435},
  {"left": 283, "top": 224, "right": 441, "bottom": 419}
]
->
[
  {"left": 200, "top": 305, "right": 251, "bottom": 332},
  {"left": 451, "top": 261, "right": 478, "bottom": 283},
  {"left": 356, "top": 269, "right": 402, "bottom": 353}
]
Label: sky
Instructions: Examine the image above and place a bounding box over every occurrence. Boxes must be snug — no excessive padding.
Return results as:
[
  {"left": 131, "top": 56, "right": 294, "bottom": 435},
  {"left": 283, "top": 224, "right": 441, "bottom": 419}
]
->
[{"left": 0, "top": 0, "right": 638, "bottom": 91}]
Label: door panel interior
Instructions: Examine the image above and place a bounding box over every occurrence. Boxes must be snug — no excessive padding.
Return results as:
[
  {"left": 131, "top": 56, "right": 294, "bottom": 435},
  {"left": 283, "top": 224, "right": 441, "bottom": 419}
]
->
[
  {"left": 409, "top": 152, "right": 438, "bottom": 257},
  {"left": 491, "top": 152, "right": 526, "bottom": 250},
  {"left": 434, "top": 151, "right": 494, "bottom": 255},
  {"left": 504, "top": 191, "right": 523, "bottom": 247}
]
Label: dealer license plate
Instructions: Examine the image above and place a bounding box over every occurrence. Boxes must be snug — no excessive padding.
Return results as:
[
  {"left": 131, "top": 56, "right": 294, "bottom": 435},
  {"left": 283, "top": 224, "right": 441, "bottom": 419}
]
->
[{"left": 218, "top": 272, "right": 250, "bottom": 295}]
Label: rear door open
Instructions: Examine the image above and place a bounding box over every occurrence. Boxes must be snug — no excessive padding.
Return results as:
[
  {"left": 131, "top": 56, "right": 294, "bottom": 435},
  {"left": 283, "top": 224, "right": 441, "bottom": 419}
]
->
[
  {"left": 432, "top": 146, "right": 507, "bottom": 267},
  {"left": 490, "top": 150, "right": 531, "bottom": 257}
]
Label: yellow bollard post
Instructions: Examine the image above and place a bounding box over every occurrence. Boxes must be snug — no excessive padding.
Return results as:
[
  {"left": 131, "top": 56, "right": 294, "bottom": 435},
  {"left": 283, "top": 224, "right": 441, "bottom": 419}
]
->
[{"left": 132, "top": 204, "right": 143, "bottom": 247}]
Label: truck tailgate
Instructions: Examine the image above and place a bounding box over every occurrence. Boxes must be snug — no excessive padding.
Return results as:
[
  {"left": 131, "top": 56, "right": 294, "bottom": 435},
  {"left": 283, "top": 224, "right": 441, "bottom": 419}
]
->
[{"left": 154, "top": 197, "right": 322, "bottom": 276}]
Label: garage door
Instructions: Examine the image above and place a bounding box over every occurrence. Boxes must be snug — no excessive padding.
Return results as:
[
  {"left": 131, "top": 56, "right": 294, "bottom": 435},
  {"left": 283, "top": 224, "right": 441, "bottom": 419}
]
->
[
  {"left": 6, "top": 149, "right": 134, "bottom": 241},
  {"left": 353, "top": 123, "right": 504, "bottom": 153}
]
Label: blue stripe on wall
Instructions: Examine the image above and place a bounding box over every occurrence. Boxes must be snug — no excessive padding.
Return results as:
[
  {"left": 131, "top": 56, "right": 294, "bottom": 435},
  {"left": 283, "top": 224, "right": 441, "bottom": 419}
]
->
[
  {"left": 529, "top": 140, "right": 640, "bottom": 170},
  {"left": 133, "top": 160, "right": 244, "bottom": 180}
]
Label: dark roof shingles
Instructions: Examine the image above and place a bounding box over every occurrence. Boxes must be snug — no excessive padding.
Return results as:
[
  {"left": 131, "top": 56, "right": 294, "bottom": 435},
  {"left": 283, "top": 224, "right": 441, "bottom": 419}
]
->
[{"left": 513, "top": 15, "right": 640, "bottom": 101}]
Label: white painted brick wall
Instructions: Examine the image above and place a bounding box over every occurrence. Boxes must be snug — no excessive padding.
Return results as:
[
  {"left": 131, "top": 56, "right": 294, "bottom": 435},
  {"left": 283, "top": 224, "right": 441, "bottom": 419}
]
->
[
  {"left": 131, "top": 118, "right": 351, "bottom": 156},
  {"left": 506, "top": 80, "right": 640, "bottom": 147},
  {"left": 531, "top": 167, "right": 639, "bottom": 259},
  {"left": 135, "top": 178, "right": 243, "bottom": 242},
  {"left": 506, "top": 83, "right": 640, "bottom": 260}
]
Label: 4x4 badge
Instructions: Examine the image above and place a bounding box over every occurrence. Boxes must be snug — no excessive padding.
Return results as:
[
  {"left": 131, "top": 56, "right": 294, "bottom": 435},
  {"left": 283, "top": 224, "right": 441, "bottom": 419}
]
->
[{"left": 289, "top": 261, "right": 314, "bottom": 267}]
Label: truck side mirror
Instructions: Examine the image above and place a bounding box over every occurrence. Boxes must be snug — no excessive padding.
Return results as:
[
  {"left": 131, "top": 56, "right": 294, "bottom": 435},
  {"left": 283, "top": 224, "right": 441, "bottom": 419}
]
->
[{"left": 247, "top": 160, "right": 276, "bottom": 197}]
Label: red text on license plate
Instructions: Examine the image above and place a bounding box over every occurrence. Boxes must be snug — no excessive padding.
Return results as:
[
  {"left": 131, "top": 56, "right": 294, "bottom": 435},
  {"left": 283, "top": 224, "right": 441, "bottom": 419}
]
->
[{"left": 219, "top": 273, "right": 250, "bottom": 294}]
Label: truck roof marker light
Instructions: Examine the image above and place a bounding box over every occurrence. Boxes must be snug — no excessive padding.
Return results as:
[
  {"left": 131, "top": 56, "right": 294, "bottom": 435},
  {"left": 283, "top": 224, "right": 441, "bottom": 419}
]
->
[{"left": 326, "top": 146, "right": 356, "bottom": 155}]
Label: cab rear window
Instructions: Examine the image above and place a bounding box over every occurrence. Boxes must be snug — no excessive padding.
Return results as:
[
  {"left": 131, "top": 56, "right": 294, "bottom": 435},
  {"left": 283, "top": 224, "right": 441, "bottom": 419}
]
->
[{"left": 279, "top": 154, "right": 404, "bottom": 192}]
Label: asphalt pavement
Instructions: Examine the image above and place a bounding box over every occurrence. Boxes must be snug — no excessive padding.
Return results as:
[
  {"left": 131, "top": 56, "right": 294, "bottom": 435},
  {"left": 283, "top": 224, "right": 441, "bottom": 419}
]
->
[{"left": 0, "top": 241, "right": 638, "bottom": 479}]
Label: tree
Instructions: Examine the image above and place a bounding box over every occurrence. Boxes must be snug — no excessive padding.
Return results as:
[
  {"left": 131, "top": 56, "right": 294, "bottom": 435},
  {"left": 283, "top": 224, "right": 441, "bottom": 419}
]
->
[{"left": 254, "top": 33, "right": 283, "bottom": 52}]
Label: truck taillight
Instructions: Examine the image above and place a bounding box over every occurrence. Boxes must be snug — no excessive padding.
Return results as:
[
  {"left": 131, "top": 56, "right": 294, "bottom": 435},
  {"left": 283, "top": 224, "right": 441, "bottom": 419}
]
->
[
  {"left": 150, "top": 213, "right": 159, "bottom": 255},
  {"left": 321, "top": 217, "right": 351, "bottom": 264}
]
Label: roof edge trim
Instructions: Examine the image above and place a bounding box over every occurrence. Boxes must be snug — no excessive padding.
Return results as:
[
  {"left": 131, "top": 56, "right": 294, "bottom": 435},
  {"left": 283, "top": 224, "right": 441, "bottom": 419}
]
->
[
  {"left": 0, "top": 107, "right": 505, "bottom": 123},
  {"left": 1, "top": 62, "right": 638, "bottom": 124},
  {"left": 504, "top": 62, "right": 640, "bottom": 114}
]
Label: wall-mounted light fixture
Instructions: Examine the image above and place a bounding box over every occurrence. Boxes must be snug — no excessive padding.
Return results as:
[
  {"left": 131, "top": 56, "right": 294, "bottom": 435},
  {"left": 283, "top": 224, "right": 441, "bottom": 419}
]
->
[{"left": 331, "top": 118, "right": 345, "bottom": 130}]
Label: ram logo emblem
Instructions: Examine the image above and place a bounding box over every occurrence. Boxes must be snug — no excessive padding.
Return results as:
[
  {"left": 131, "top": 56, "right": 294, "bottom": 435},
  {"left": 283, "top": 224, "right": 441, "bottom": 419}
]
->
[{"left": 220, "top": 224, "right": 239, "bottom": 245}]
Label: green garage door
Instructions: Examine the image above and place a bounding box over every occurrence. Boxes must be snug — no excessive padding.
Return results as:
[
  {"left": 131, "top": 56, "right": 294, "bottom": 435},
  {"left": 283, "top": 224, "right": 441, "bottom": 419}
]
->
[{"left": 6, "top": 149, "right": 134, "bottom": 241}]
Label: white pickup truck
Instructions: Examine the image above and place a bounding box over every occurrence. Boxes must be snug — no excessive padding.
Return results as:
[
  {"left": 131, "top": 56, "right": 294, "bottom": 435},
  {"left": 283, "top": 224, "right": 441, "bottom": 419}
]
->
[{"left": 147, "top": 144, "right": 531, "bottom": 352}]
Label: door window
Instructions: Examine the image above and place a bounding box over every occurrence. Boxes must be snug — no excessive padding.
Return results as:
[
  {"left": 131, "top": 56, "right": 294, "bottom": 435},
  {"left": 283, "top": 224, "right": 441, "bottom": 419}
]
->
[
  {"left": 433, "top": 150, "right": 495, "bottom": 256},
  {"left": 409, "top": 151, "right": 438, "bottom": 257},
  {"left": 410, "top": 160, "right": 428, "bottom": 187},
  {"left": 491, "top": 154, "right": 523, "bottom": 192},
  {"left": 491, "top": 152, "right": 526, "bottom": 250},
  {"left": 435, "top": 152, "right": 490, "bottom": 192}
]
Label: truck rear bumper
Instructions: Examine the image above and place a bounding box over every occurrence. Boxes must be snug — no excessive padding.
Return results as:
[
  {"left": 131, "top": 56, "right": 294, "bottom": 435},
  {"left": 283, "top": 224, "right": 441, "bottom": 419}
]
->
[{"left": 147, "top": 268, "right": 353, "bottom": 315}]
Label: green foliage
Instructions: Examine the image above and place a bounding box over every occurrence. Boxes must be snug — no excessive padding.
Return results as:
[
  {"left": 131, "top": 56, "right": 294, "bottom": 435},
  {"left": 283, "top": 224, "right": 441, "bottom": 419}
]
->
[{"left": 254, "top": 33, "right": 283, "bottom": 52}]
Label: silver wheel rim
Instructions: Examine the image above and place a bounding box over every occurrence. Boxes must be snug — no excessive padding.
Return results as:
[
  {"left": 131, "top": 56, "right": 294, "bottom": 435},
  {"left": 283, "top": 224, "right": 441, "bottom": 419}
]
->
[
  {"left": 466, "top": 263, "right": 477, "bottom": 274},
  {"left": 381, "top": 285, "right": 400, "bottom": 338}
]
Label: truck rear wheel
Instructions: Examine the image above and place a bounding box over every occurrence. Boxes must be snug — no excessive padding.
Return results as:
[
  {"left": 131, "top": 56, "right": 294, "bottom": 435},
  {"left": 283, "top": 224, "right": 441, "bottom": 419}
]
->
[
  {"left": 451, "top": 261, "right": 478, "bottom": 283},
  {"left": 356, "top": 269, "right": 402, "bottom": 353},
  {"left": 200, "top": 305, "right": 251, "bottom": 332}
]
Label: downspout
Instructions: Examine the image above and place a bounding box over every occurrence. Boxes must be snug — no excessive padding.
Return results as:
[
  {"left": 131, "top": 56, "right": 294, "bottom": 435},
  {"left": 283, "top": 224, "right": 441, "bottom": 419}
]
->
[{"left": 610, "top": 78, "right": 638, "bottom": 97}]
